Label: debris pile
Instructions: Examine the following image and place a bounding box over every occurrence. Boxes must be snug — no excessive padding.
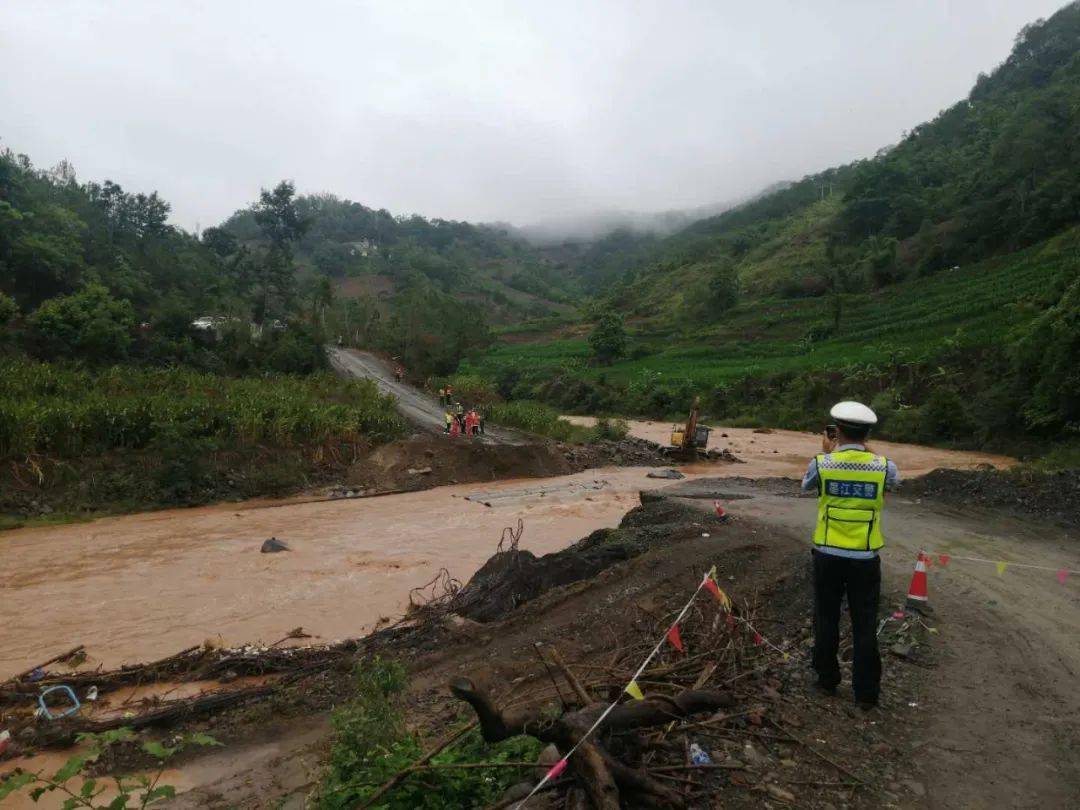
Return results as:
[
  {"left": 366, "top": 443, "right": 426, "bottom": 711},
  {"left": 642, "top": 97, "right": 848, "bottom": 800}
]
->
[
  {"left": 410, "top": 502, "right": 724, "bottom": 625},
  {"left": 443, "top": 589, "right": 870, "bottom": 809},
  {"left": 0, "top": 635, "right": 357, "bottom": 753},
  {"left": 907, "top": 466, "right": 1080, "bottom": 528}
]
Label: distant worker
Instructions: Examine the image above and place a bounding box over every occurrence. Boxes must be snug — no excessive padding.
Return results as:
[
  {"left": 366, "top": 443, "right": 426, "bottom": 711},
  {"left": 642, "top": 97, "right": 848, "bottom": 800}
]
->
[
  {"left": 801, "top": 401, "right": 899, "bottom": 712},
  {"left": 449, "top": 414, "right": 461, "bottom": 437},
  {"left": 478, "top": 410, "right": 486, "bottom": 435},
  {"left": 394, "top": 364, "right": 405, "bottom": 383},
  {"left": 438, "top": 387, "right": 447, "bottom": 406},
  {"left": 466, "top": 409, "right": 480, "bottom": 437},
  {"left": 446, "top": 384, "right": 454, "bottom": 404},
  {"left": 444, "top": 409, "right": 454, "bottom": 434},
  {"left": 454, "top": 401, "right": 465, "bottom": 433}
]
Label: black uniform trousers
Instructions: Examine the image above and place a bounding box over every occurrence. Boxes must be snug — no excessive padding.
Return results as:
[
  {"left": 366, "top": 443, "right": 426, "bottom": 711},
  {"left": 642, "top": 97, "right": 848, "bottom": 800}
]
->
[{"left": 811, "top": 548, "right": 882, "bottom": 703}]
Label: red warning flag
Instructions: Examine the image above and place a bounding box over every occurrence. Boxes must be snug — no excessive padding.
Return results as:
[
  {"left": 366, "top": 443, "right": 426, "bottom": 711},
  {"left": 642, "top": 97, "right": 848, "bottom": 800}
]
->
[
  {"left": 704, "top": 576, "right": 722, "bottom": 600},
  {"left": 1058, "top": 569, "right": 1069, "bottom": 586},
  {"left": 938, "top": 553, "right": 951, "bottom": 566},
  {"left": 667, "top": 624, "right": 685, "bottom": 653},
  {"left": 753, "top": 632, "right": 763, "bottom": 646}
]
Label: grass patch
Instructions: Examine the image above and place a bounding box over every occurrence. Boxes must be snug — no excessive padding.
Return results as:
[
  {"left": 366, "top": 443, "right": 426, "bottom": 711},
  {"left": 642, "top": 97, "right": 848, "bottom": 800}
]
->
[{"left": 489, "top": 400, "right": 627, "bottom": 443}]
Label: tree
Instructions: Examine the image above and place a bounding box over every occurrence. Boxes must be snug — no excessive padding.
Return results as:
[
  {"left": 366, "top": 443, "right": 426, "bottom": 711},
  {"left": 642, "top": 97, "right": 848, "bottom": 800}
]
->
[
  {"left": 253, "top": 181, "right": 309, "bottom": 251},
  {"left": 201, "top": 226, "right": 238, "bottom": 258},
  {"left": 706, "top": 264, "right": 738, "bottom": 312},
  {"left": 589, "top": 309, "right": 627, "bottom": 365},
  {"left": 1010, "top": 274, "right": 1080, "bottom": 431},
  {"left": 248, "top": 181, "right": 309, "bottom": 325},
  {"left": 29, "top": 283, "right": 136, "bottom": 361}
]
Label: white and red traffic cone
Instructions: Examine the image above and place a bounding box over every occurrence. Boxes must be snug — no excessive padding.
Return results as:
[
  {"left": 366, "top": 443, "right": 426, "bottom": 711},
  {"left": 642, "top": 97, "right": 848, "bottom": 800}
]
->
[{"left": 905, "top": 550, "right": 932, "bottom": 613}]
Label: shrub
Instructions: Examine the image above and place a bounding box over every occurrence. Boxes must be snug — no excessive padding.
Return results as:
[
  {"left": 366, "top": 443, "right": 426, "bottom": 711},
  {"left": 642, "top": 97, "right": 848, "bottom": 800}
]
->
[
  {"left": 488, "top": 400, "right": 591, "bottom": 442},
  {"left": 29, "top": 284, "right": 136, "bottom": 362},
  {"left": 591, "top": 417, "right": 629, "bottom": 442},
  {"left": 317, "top": 658, "right": 541, "bottom": 809},
  {"left": 0, "top": 292, "right": 17, "bottom": 326}
]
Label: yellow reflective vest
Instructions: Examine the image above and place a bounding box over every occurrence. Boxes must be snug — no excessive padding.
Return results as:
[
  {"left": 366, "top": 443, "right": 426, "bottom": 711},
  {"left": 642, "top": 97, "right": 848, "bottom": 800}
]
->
[{"left": 812, "top": 449, "right": 888, "bottom": 551}]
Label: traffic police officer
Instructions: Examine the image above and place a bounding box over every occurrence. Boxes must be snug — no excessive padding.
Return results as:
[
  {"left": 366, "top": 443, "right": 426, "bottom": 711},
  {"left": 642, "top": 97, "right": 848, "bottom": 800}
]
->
[{"left": 801, "top": 401, "right": 899, "bottom": 710}]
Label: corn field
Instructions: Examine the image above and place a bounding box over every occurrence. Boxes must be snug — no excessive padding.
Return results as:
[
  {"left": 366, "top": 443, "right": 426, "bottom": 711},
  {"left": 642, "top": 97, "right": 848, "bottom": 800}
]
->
[{"left": 0, "top": 360, "right": 405, "bottom": 458}]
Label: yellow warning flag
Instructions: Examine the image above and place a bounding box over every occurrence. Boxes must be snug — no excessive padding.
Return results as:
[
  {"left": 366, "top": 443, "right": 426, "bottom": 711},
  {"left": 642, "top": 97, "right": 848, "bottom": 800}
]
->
[
  {"left": 706, "top": 564, "right": 718, "bottom": 581},
  {"left": 624, "top": 680, "right": 645, "bottom": 701},
  {"left": 996, "top": 561, "right": 1007, "bottom": 577}
]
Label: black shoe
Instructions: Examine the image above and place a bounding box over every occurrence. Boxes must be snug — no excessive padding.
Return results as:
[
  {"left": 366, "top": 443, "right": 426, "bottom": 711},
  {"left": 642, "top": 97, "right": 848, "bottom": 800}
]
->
[
  {"left": 813, "top": 681, "right": 838, "bottom": 697},
  {"left": 855, "top": 698, "right": 878, "bottom": 712}
]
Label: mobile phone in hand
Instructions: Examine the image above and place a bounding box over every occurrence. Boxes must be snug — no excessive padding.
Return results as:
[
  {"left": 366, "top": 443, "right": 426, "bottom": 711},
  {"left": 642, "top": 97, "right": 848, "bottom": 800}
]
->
[{"left": 825, "top": 424, "right": 838, "bottom": 439}]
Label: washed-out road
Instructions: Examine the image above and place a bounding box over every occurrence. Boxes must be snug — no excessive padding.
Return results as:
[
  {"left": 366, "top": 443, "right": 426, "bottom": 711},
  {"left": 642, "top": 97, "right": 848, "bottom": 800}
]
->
[{"left": 329, "top": 347, "right": 525, "bottom": 444}]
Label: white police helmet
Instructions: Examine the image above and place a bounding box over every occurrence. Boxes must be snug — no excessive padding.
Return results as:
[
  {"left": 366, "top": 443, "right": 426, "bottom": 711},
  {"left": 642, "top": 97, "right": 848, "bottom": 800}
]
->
[{"left": 830, "top": 401, "right": 877, "bottom": 431}]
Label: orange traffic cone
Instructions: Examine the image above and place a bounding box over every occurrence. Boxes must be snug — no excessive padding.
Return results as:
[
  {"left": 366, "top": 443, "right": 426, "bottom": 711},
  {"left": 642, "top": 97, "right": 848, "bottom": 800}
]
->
[{"left": 905, "top": 551, "right": 932, "bottom": 613}]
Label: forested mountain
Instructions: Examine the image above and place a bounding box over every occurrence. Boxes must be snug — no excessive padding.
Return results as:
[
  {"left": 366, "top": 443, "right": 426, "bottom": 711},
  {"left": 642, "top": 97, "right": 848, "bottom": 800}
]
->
[
  {"left": 218, "top": 193, "right": 580, "bottom": 321},
  {"left": 465, "top": 2, "right": 1080, "bottom": 454},
  {"left": 601, "top": 1, "right": 1080, "bottom": 319}
]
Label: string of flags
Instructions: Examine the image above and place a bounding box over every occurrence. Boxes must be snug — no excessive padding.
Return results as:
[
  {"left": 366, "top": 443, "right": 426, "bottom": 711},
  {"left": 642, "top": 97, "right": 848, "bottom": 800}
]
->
[
  {"left": 515, "top": 564, "right": 789, "bottom": 809},
  {"left": 920, "top": 549, "right": 1076, "bottom": 586}
]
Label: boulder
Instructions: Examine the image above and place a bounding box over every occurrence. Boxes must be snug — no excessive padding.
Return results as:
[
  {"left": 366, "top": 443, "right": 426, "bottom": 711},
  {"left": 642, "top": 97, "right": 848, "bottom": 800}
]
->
[
  {"left": 260, "top": 537, "right": 290, "bottom": 553},
  {"left": 646, "top": 469, "right": 685, "bottom": 480}
]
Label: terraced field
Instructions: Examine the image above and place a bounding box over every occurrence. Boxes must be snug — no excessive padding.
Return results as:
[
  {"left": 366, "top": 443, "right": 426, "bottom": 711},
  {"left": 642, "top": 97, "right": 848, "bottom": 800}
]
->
[{"left": 465, "top": 226, "right": 1079, "bottom": 386}]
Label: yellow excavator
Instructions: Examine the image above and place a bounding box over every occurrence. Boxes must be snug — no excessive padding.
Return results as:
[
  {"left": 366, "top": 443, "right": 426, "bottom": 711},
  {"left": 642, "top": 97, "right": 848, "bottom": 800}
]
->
[{"left": 668, "top": 396, "right": 712, "bottom": 458}]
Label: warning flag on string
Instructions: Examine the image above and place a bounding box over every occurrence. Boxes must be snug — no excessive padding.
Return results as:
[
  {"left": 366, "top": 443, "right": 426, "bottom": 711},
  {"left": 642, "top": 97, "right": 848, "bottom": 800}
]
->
[
  {"left": 667, "top": 624, "right": 684, "bottom": 653},
  {"left": 624, "top": 680, "right": 645, "bottom": 701}
]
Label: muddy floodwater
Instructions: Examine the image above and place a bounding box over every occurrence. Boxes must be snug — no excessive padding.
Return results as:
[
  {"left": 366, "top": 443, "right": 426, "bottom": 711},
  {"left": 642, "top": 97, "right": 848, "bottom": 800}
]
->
[
  {"left": 0, "top": 425, "right": 1012, "bottom": 680},
  {"left": 562, "top": 418, "right": 1014, "bottom": 477},
  {"left": 0, "top": 467, "right": 669, "bottom": 679}
]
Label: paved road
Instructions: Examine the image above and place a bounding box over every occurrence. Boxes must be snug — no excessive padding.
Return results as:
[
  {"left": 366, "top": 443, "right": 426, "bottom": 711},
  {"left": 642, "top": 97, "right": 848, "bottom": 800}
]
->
[{"left": 329, "top": 347, "right": 524, "bottom": 444}]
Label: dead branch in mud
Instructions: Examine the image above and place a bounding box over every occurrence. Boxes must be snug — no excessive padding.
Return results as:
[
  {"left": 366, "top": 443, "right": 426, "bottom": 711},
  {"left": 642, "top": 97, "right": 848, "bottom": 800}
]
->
[
  {"left": 450, "top": 675, "right": 731, "bottom": 808},
  {"left": 4, "top": 645, "right": 85, "bottom": 685},
  {"left": 497, "top": 518, "right": 525, "bottom": 553},
  {"left": 406, "top": 567, "right": 464, "bottom": 617}
]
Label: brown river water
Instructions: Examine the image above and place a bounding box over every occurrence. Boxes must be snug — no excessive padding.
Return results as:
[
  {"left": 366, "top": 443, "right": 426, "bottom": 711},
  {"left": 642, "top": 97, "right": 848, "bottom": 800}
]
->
[{"left": 0, "top": 423, "right": 1010, "bottom": 681}]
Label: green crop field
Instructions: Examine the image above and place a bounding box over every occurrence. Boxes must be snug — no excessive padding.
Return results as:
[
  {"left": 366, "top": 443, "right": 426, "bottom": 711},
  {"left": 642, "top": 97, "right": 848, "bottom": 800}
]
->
[{"left": 0, "top": 360, "right": 405, "bottom": 459}]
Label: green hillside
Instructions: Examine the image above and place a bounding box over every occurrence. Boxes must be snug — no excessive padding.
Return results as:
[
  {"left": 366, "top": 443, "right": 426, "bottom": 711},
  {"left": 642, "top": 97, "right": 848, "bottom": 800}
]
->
[
  {"left": 219, "top": 193, "right": 577, "bottom": 323},
  {"left": 469, "top": 226, "right": 1078, "bottom": 381},
  {"left": 463, "top": 3, "right": 1080, "bottom": 456}
]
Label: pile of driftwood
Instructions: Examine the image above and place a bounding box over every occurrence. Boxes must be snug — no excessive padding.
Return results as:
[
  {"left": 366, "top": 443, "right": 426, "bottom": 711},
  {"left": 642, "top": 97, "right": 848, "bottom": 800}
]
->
[
  {"left": 449, "top": 591, "right": 867, "bottom": 809},
  {"left": 0, "top": 632, "right": 358, "bottom": 749}
]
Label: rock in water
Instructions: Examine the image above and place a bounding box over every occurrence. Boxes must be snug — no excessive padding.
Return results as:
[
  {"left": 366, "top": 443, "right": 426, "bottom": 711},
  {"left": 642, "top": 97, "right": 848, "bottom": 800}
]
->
[
  {"left": 647, "top": 469, "right": 685, "bottom": 480},
  {"left": 261, "top": 537, "right": 290, "bottom": 553}
]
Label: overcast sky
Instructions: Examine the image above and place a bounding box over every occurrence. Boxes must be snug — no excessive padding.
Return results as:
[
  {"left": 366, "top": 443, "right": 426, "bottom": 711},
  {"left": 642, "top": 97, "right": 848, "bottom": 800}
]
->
[{"left": 1, "top": 1, "right": 1067, "bottom": 231}]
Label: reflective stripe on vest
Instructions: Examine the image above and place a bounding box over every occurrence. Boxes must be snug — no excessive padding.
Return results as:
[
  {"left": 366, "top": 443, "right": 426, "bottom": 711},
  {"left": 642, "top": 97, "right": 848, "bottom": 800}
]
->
[{"left": 813, "top": 449, "right": 888, "bottom": 551}]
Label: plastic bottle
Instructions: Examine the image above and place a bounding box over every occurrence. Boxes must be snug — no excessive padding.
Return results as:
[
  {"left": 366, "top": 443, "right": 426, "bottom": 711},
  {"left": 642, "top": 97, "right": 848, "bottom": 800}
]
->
[{"left": 689, "top": 742, "right": 712, "bottom": 765}]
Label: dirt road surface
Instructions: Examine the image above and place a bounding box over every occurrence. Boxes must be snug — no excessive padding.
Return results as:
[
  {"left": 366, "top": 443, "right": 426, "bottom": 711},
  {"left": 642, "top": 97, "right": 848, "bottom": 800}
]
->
[
  {"left": 329, "top": 348, "right": 524, "bottom": 443},
  {"left": 664, "top": 479, "right": 1080, "bottom": 808}
]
